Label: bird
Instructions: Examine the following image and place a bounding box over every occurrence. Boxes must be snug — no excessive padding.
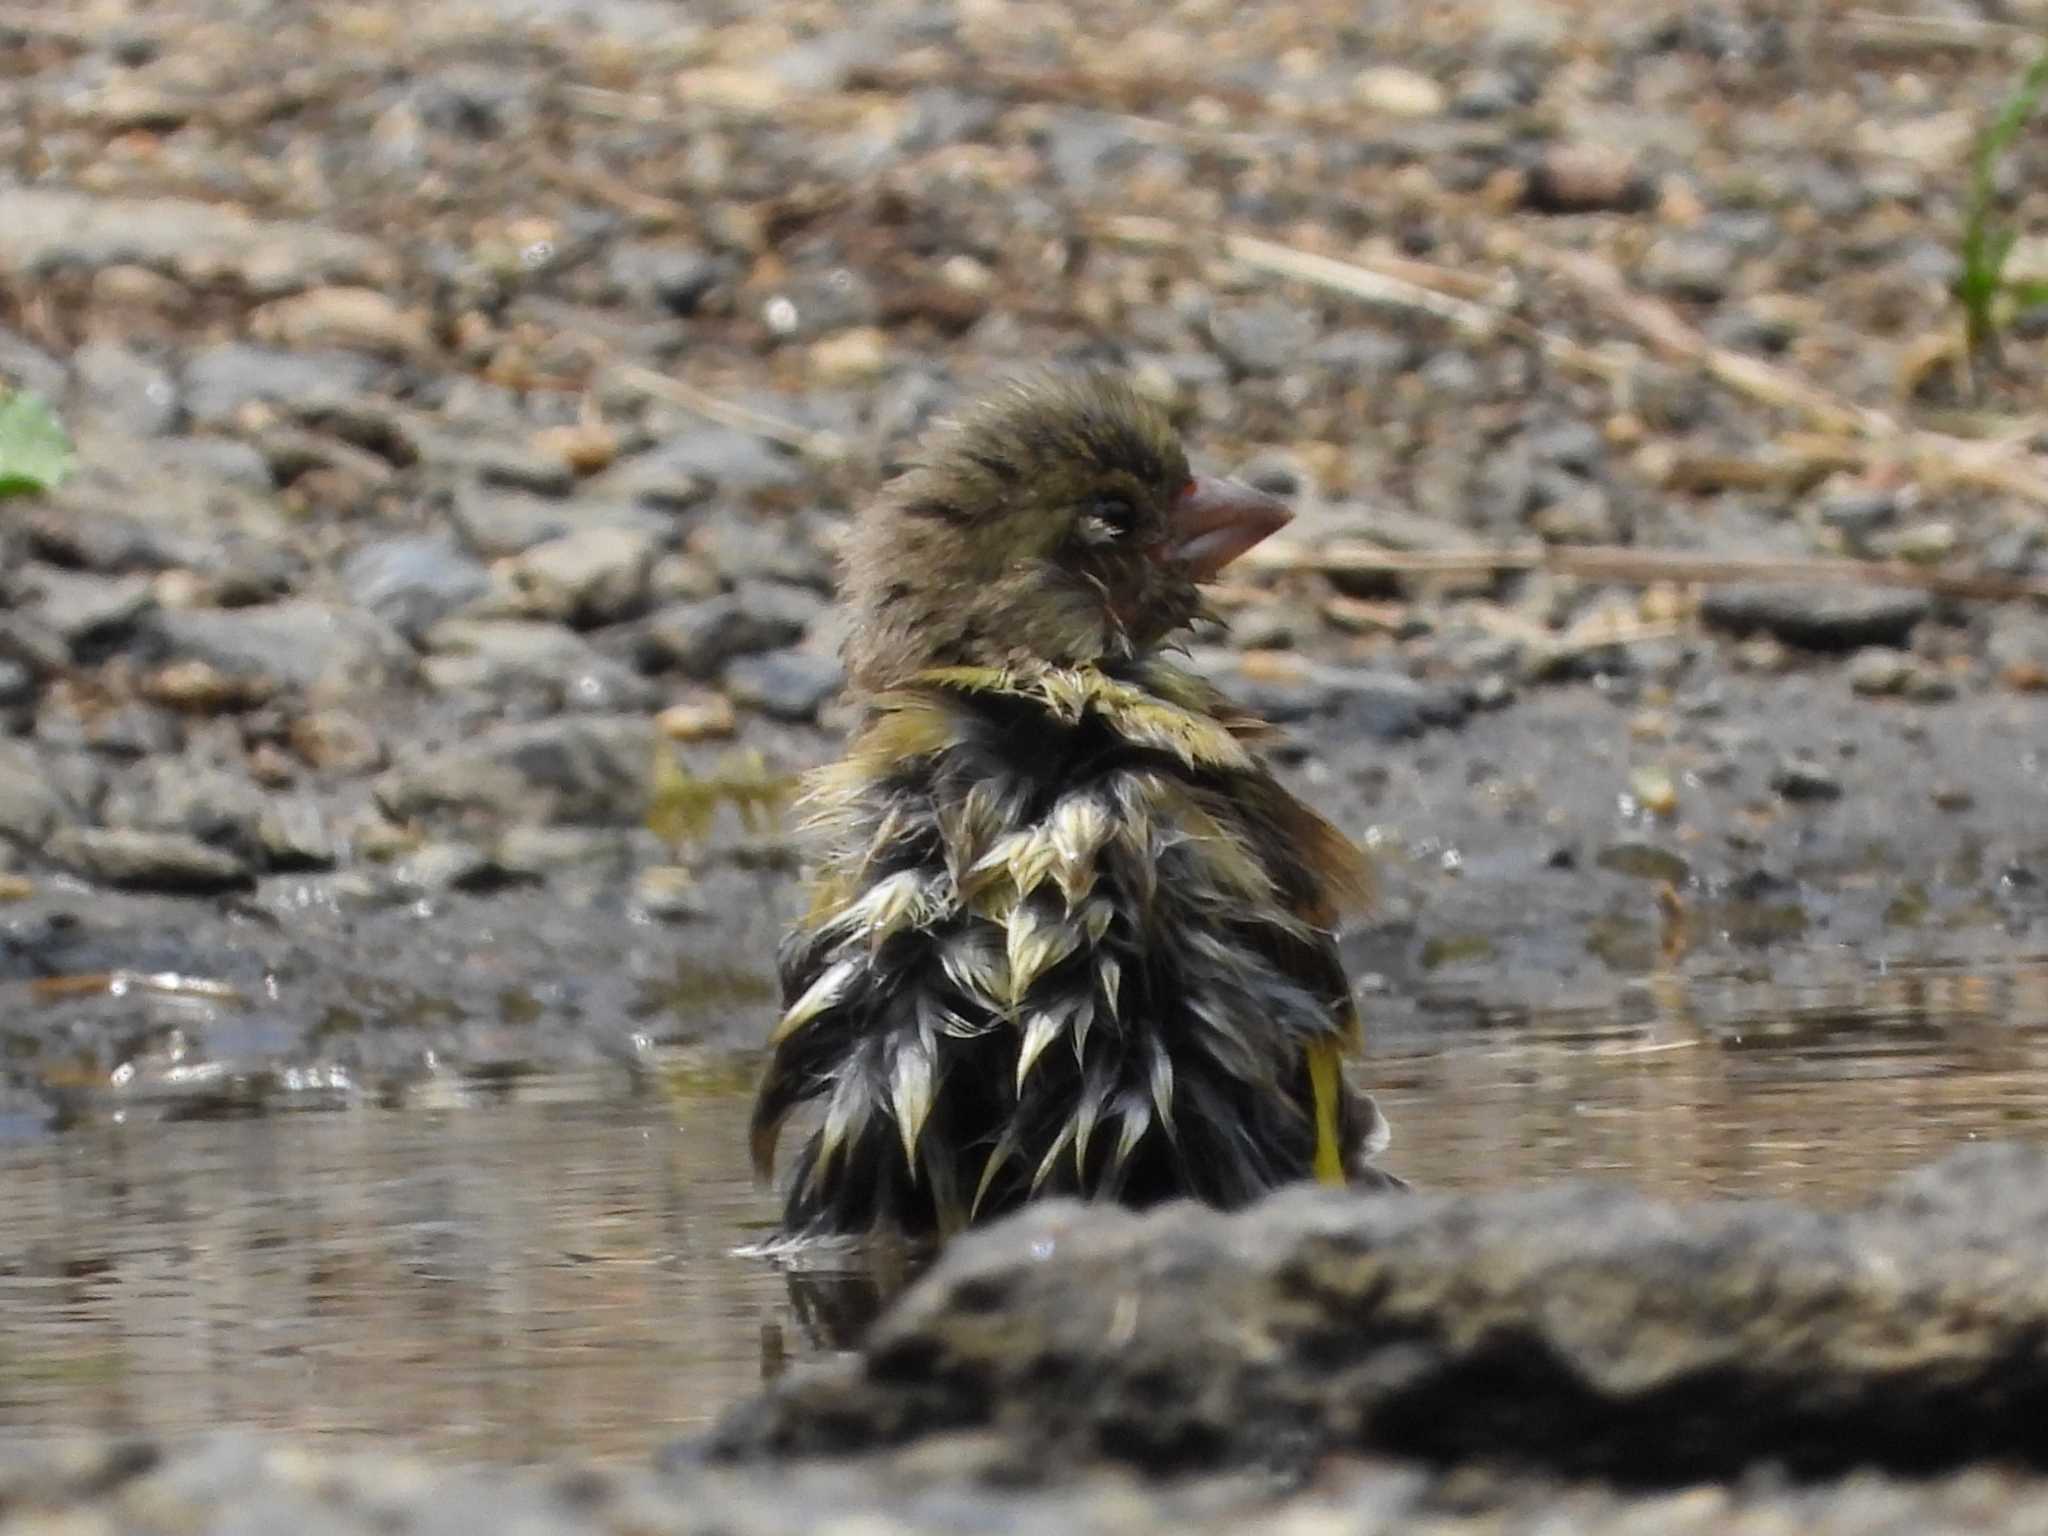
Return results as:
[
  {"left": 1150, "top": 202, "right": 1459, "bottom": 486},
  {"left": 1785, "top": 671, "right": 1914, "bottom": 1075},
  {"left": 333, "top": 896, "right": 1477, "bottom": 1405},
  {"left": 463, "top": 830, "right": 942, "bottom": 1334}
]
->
[{"left": 750, "top": 371, "right": 1397, "bottom": 1241}]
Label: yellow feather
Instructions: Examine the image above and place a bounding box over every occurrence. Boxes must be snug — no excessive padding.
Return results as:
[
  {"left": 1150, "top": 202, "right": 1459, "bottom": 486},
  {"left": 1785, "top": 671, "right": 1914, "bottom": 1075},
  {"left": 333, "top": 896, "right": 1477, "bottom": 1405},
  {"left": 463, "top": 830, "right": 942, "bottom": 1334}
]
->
[{"left": 1306, "top": 1038, "right": 1347, "bottom": 1187}]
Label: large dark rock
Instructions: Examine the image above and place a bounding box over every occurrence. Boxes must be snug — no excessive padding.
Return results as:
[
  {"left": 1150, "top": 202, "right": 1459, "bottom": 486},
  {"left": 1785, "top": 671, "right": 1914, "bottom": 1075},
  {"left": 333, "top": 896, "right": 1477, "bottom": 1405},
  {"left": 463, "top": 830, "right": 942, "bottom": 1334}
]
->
[{"left": 711, "top": 1144, "right": 2048, "bottom": 1484}]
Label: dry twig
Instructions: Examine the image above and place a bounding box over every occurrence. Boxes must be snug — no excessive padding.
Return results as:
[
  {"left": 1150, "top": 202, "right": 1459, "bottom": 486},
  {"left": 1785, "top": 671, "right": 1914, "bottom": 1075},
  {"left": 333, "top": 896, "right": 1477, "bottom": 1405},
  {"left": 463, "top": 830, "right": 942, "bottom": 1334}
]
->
[
  {"left": 1276, "top": 540, "right": 2048, "bottom": 604},
  {"left": 605, "top": 362, "right": 849, "bottom": 463}
]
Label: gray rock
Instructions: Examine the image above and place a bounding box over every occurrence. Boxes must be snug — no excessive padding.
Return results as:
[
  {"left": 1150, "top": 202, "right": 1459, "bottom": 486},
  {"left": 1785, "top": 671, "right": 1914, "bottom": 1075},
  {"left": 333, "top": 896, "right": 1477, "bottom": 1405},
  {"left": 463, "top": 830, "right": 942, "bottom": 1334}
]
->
[
  {"left": 0, "top": 658, "right": 35, "bottom": 710},
  {"left": 712, "top": 1144, "right": 2048, "bottom": 1485},
  {"left": 1321, "top": 667, "right": 1471, "bottom": 739},
  {"left": 414, "top": 428, "right": 576, "bottom": 496},
  {"left": 638, "top": 593, "right": 807, "bottom": 678},
  {"left": 501, "top": 525, "right": 660, "bottom": 626},
  {"left": 1206, "top": 299, "right": 1317, "bottom": 377},
  {"left": 256, "top": 801, "right": 337, "bottom": 871},
  {"left": 70, "top": 340, "right": 181, "bottom": 436},
  {"left": 388, "top": 840, "right": 510, "bottom": 893},
  {"left": 757, "top": 267, "right": 880, "bottom": 340},
  {"left": 0, "top": 613, "right": 71, "bottom": 679},
  {"left": 584, "top": 449, "right": 716, "bottom": 513},
  {"left": 422, "top": 620, "right": 657, "bottom": 711},
  {"left": 1308, "top": 327, "right": 1416, "bottom": 381},
  {"left": 1818, "top": 490, "right": 1897, "bottom": 544},
  {"left": 0, "top": 745, "right": 71, "bottom": 845},
  {"left": 341, "top": 536, "right": 491, "bottom": 641},
  {"left": 688, "top": 506, "right": 837, "bottom": 589},
  {"left": 1771, "top": 755, "right": 1844, "bottom": 801},
  {"left": 633, "top": 427, "right": 806, "bottom": 496},
  {"left": 47, "top": 827, "right": 251, "bottom": 892},
  {"left": 1987, "top": 610, "right": 2048, "bottom": 689},
  {"left": 723, "top": 649, "right": 844, "bottom": 722},
  {"left": 153, "top": 435, "right": 275, "bottom": 493},
  {"left": 1846, "top": 647, "right": 1954, "bottom": 700},
  {"left": 493, "top": 825, "right": 630, "bottom": 879},
  {"left": 1700, "top": 585, "right": 1929, "bottom": 652},
  {"left": 0, "top": 188, "right": 395, "bottom": 294},
  {"left": 1639, "top": 232, "right": 1739, "bottom": 302},
  {"left": 448, "top": 482, "right": 671, "bottom": 560},
  {"left": 36, "top": 695, "right": 182, "bottom": 758},
  {"left": 632, "top": 863, "right": 708, "bottom": 921},
  {"left": 102, "top": 764, "right": 269, "bottom": 858},
  {"left": 144, "top": 602, "right": 415, "bottom": 697},
  {"left": 182, "top": 344, "right": 381, "bottom": 422},
  {"left": 1595, "top": 841, "right": 1692, "bottom": 883},
  {"left": 12, "top": 566, "right": 156, "bottom": 654},
  {"left": 605, "top": 240, "right": 730, "bottom": 314},
  {"left": 0, "top": 325, "right": 68, "bottom": 400},
  {"left": 374, "top": 715, "right": 655, "bottom": 827}
]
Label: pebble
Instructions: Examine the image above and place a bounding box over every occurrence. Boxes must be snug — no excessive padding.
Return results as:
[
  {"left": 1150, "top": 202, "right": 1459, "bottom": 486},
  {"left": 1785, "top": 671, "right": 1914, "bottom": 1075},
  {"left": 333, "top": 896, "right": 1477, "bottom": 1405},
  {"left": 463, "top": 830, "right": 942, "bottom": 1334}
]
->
[
  {"left": 17, "top": 567, "right": 156, "bottom": 653},
  {"left": 501, "top": 526, "right": 660, "bottom": 627},
  {"left": 688, "top": 507, "right": 835, "bottom": 589},
  {"left": 71, "top": 340, "right": 182, "bottom": 436},
  {"left": 1352, "top": 65, "right": 1447, "bottom": 117},
  {"left": 0, "top": 746, "right": 70, "bottom": 843},
  {"left": 603, "top": 240, "right": 729, "bottom": 315},
  {"left": 0, "top": 189, "right": 395, "bottom": 293},
  {"left": 256, "top": 800, "right": 337, "bottom": 871},
  {"left": 723, "top": 649, "right": 845, "bottom": 722},
  {"left": 809, "top": 327, "right": 890, "bottom": 384},
  {"left": 1206, "top": 300, "right": 1317, "bottom": 378},
  {"left": 638, "top": 593, "right": 808, "bottom": 678},
  {"left": 494, "top": 825, "right": 629, "bottom": 879},
  {"left": 388, "top": 840, "right": 506, "bottom": 893},
  {"left": 289, "top": 709, "right": 386, "bottom": 775},
  {"left": 1986, "top": 610, "right": 2048, "bottom": 691},
  {"left": 182, "top": 343, "right": 380, "bottom": 422},
  {"left": 145, "top": 601, "right": 416, "bottom": 697},
  {"left": 1700, "top": 585, "right": 1929, "bottom": 652},
  {"left": 1522, "top": 144, "right": 1649, "bottom": 213},
  {"left": 1596, "top": 841, "right": 1692, "bottom": 883},
  {"left": 1638, "top": 234, "right": 1739, "bottom": 303},
  {"left": 1770, "top": 756, "right": 1844, "bottom": 802},
  {"left": 374, "top": 715, "right": 656, "bottom": 826},
  {"left": 341, "top": 537, "right": 492, "bottom": 642},
  {"left": 657, "top": 694, "right": 740, "bottom": 741},
  {"left": 1883, "top": 521, "right": 1959, "bottom": 565},
  {"left": 47, "top": 827, "right": 251, "bottom": 891},
  {"left": 249, "top": 286, "right": 434, "bottom": 359},
  {"left": 1845, "top": 647, "right": 1955, "bottom": 701},
  {"left": 633, "top": 864, "right": 708, "bottom": 921},
  {"left": 422, "top": 620, "right": 656, "bottom": 711}
]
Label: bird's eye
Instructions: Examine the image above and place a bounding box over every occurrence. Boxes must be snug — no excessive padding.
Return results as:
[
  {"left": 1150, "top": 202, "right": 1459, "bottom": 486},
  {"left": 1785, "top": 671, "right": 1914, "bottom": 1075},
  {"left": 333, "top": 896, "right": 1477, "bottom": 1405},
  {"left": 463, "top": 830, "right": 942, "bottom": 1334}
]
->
[{"left": 1079, "top": 495, "right": 1136, "bottom": 544}]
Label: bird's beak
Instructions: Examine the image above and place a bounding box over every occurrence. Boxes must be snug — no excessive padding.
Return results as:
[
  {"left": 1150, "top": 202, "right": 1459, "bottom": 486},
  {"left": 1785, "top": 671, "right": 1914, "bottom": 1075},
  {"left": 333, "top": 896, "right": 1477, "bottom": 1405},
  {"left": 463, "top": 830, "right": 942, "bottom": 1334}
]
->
[{"left": 1160, "top": 475, "right": 1292, "bottom": 581}]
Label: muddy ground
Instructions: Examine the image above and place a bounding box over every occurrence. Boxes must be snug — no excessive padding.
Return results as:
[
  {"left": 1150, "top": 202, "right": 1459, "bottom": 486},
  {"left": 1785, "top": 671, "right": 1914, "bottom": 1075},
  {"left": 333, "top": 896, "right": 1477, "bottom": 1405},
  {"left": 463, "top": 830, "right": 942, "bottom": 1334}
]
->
[{"left": 3, "top": 0, "right": 2048, "bottom": 1525}]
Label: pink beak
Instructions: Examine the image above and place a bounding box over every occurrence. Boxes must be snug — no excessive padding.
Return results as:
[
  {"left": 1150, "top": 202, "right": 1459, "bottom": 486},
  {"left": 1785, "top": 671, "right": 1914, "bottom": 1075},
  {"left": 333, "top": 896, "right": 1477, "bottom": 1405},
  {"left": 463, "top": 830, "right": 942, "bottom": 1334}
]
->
[{"left": 1159, "top": 475, "right": 1292, "bottom": 581}]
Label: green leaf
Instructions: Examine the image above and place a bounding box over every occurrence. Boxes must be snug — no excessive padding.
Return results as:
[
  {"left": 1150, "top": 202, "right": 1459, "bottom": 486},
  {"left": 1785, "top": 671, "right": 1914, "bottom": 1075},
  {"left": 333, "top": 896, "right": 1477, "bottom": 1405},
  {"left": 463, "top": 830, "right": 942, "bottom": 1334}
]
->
[
  {"left": 0, "top": 391, "right": 75, "bottom": 498},
  {"left": 2007, "top": 280, "right": 2048, "bottom": 311}
]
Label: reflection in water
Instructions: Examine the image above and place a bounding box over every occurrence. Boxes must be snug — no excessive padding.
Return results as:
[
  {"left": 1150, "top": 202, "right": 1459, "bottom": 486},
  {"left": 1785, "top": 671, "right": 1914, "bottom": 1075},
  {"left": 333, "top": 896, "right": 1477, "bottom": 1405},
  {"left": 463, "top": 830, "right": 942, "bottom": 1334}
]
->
[{"left": 2, "top": 959, "right": 2047, "bottom": 1461}]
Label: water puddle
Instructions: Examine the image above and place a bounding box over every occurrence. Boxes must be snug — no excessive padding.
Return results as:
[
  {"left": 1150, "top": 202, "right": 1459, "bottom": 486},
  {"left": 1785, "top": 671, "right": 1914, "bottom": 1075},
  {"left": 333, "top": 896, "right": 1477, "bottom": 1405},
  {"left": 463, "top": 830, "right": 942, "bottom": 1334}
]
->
[{"left": 3, "top": 956, "right": 2047, "bottom": 1461}]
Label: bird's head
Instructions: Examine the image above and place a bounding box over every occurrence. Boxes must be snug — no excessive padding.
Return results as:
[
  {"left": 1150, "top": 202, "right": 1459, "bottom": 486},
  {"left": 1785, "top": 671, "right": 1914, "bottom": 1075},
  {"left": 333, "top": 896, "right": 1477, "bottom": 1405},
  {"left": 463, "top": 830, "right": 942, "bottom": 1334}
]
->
[{"left": 840, "top": 373, "right": 1291, "bottom": 689}]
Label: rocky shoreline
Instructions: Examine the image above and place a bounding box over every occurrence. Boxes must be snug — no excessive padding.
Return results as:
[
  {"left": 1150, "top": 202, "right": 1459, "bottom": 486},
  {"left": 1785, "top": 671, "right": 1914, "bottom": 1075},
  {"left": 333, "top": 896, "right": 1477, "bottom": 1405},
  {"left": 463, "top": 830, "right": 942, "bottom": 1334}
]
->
[{"left": 10, "top": 1145, "right": 2048, "bottom": 1532}]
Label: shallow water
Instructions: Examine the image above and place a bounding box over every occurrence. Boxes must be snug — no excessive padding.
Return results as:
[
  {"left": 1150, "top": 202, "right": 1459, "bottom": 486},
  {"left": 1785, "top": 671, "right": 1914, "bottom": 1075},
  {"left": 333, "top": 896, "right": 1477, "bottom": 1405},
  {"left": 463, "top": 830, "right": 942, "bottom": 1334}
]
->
[{"left": 4, "top": 956, "right": 2048, "bottom": 1462}]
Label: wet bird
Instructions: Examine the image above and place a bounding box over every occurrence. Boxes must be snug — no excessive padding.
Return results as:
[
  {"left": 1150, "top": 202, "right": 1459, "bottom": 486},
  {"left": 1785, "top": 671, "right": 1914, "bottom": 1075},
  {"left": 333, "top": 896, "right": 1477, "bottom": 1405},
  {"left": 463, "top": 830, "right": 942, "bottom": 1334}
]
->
[{"left": 751, "top": 373, "right": 1396, "bottom": 1240}]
